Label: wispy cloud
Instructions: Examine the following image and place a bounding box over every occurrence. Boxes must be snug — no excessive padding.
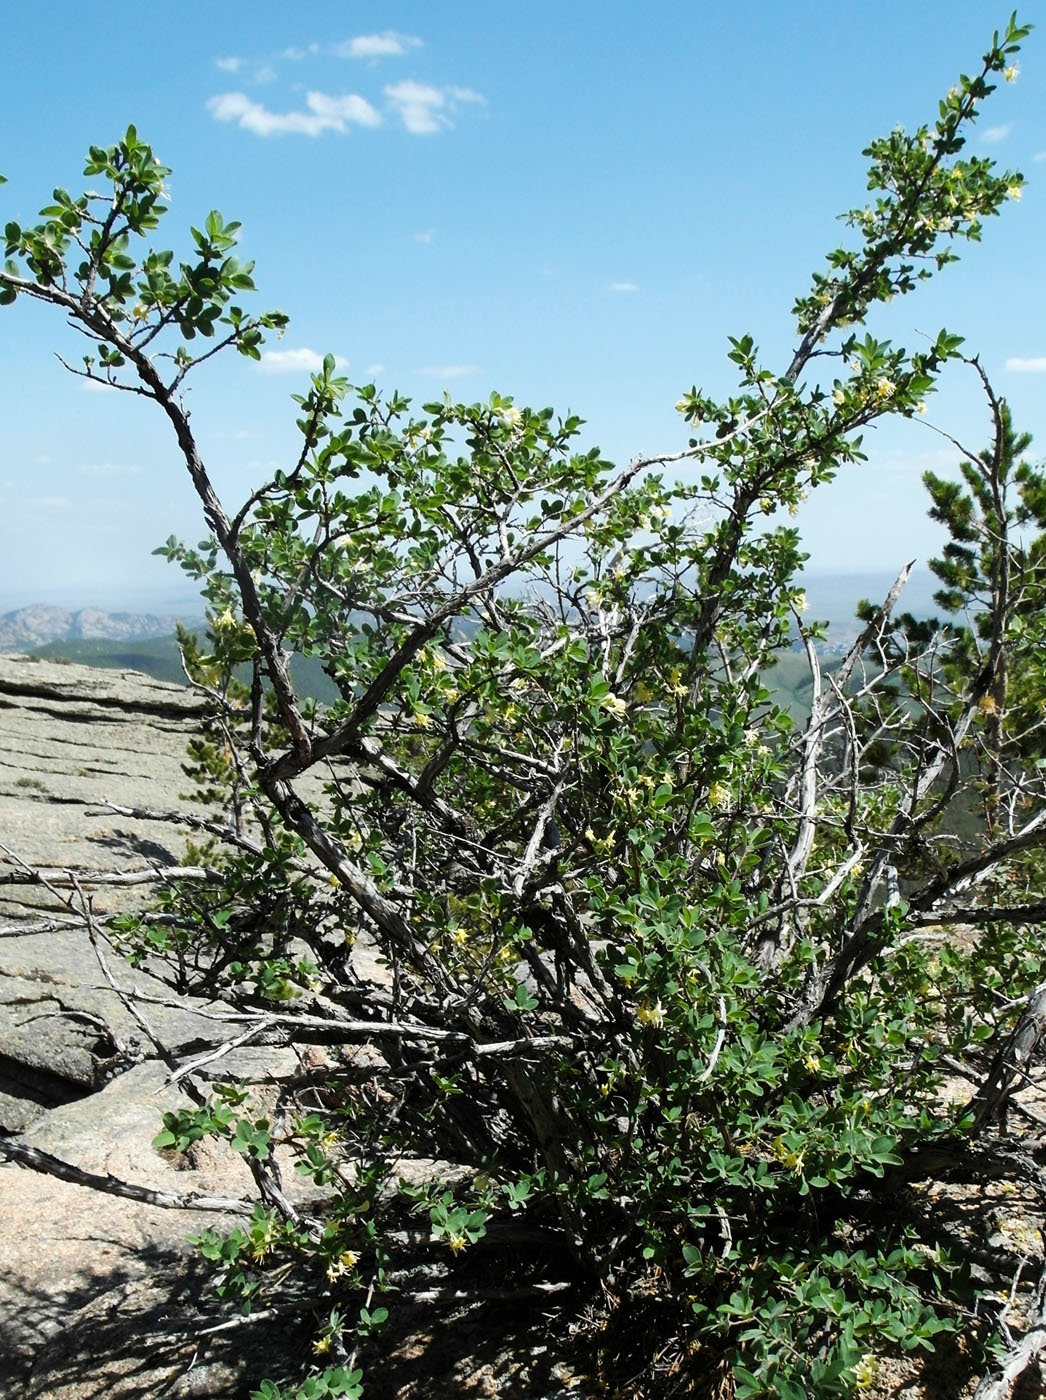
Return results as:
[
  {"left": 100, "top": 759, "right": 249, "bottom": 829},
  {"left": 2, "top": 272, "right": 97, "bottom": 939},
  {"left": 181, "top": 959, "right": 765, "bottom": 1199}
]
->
[
  {"left": 610, "top": 281, "right": 638, "bottom": 293},
  {"left": 419, "top": 364, "right": 480, "bottom": 379},
  {"left": 208, "top": 90, "right": 381, "bottom": 137},
  {"left": 413, "top": 230, "right": 435, "bottom": 244},
  {"left": 384, "top": 80, "right": 484, "bottom": 134},
  {"left": 215, "top": 56, "right": 243, "bottom": 73},
  {"left": 82, "top": 379, "right": 115, "bottom": 393},
  {"left": 1006, "top": 356, "right": 1046, "bottom": 373},
  {"left": 982, "top": 122, "right": 1014, "bottom": 143},
  {"left": 1034, "top": 151, "right": 1046, "bottom": 163},
  {"left": 335, "top": 32, "right": 422, "bottom": 60},
  {"left": 365, "top": 364, "right": 385, "bottom": 378},
  {"left": 258, "top": 348, "right": 342, "bottom": 374},
  {"left": 78, "top": 462, "right": 142, "bottom": 477},
  {"left": 30, "top": 495, "right": 72, "bottom": 509}
]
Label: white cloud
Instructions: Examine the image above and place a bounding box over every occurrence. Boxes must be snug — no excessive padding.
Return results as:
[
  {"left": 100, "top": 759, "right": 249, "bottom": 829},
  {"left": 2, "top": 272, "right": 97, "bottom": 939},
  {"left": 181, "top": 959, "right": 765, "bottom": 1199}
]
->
[
  {"left": 419, "top": 364, "right": 480, "bottom": 379},
  {"left": 413, "top": 230, "right": 435, "bottom": 244},
  {"left": 365, "top": 363, "right": 385, "bottom": 377},
  {"left": 82, "top": 378, "right": 115, "bottom": 393},
  {"left": 208, "top": 90, "right": 381, "bottom": 137},
  {"left": 78, "top": 462, "right": 142, "bottom": 477},
  {"left": 259, "top": 348, "right": 325, "bottom": 374},
  {"left": 258, "top": 348, "right": 347, "bottom": 374},
  {"left": 610, "top": 281, "right": 638, "bottom": 293},
  {"left": 215, "top": 56, "right": 243, "bottom": 73},
  {"left": 336, "top": 32, "right": 422, "bottom": 60},
  {"left": 1006, "top": 356, "right": 1046, "bottom": 373},
  {"left": 1034, "top": 151, "right": 1046, "bottom": 163},
  {"left": 384, "top": 80, "right": 484, "bottom": 135},
  {"left": 982, "top": 122, "right": 1014, "bottom": 143},
  {"left": 254, "top": 64, "right": 277, "bottom": 84}
]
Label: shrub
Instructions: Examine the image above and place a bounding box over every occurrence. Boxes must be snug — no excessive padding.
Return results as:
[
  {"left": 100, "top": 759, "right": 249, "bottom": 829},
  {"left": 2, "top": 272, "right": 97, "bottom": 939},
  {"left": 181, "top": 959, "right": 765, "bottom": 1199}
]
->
[{"left": 3, "top": 15, "right": 1045, "bottom": 1398}]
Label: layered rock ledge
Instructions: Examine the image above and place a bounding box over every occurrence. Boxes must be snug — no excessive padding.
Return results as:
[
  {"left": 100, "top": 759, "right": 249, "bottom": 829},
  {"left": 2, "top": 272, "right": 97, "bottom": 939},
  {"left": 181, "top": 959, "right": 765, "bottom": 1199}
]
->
[{"left": 0, "top": 655, "right": 303, "bottom": 1397}]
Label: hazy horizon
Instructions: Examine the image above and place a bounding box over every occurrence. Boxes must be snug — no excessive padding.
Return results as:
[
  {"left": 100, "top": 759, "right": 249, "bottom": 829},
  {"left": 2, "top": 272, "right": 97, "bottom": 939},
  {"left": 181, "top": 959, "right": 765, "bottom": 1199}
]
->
[{"left": 0, "top": 566, "right": 945, "bottom": 630}]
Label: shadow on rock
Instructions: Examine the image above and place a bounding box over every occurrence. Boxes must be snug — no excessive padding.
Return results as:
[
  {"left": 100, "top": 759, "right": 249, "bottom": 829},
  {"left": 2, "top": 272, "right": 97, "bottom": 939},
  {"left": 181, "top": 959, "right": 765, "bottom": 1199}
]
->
[{"left": 4, "top": 1247, "right": 312, "bottom": 1400}]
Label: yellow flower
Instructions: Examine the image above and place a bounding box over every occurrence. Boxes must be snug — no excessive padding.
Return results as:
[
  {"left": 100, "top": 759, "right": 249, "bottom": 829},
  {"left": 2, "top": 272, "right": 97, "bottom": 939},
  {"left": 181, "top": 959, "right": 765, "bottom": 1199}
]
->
[
  {"left": 916, "top": 401, "right": 927, "bottom": 414},
  {"left": 804, "top": 1053, "right": 820, "bottom": 1074},
  {"left": 601, "top": 692, "right": 628, "bottom": 718},
  {"left": 1007, "top": 184, "right": 1023, "bottom": 203},
  {"left": 978, "top": 694, "right": 998, "bottom": 716},
  {"left": 832, "top": 387, "right": 846, "bottom": 406},
  {"left": 637, "top": 999, "right": 665, "bottom": 1028},
  {"left": 636, "top": 680, "right": 654, "bottom": 703},
  {"left": 875, "top": 377, "right": 896, "bottom": 400},
  {"left": 339, "top": 1249, "right": 359, "bottom": 1270},
  {"left": 708, "top": 782, "right": 731, "bottom": 811},
  {"left": 328, "top": 874, "right": 341, "bottom": 888},
  {"left": 451, "top": 927, "right": 468, "bottom": 947},
  {"left": 314, "top": 1336, "right": 332, "bottom": 1356},
  {"left": 793, "top": 591, "right": 808, "bottom": 613},
  {"left": 448, "top": 1233, "right": 468, "bottom": 1254},
  {"left": 326, "top": 1259, "right": 347, "bottom": 1282},
  {"left": 773, "top": 1137, "right": 805, "bottom": 1173},
  {"left": 1005, "top": 62, "right": 1020, "bottom": 83},
  {"left": 414, "top": 710, "right": 431, "bottom": 728},
  {"left": 853, "top": 1355, "right": 879, "bottom": 1391}
]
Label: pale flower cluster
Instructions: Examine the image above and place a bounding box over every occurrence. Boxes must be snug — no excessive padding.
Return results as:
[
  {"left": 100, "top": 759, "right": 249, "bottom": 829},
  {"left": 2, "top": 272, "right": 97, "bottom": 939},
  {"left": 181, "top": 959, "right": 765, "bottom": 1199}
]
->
[
  {"left": 636, "top": 999, "right": 664, "bottom": 1028},
  {"left": 708, "top": 781, "right": 731, "bottom": 811}
]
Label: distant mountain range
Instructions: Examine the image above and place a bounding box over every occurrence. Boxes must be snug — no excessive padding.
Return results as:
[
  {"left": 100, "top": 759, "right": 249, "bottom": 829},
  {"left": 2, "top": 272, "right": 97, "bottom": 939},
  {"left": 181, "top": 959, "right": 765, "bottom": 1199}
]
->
[{"left": 0, "top": 604, "right": 198, "bottom": 653}]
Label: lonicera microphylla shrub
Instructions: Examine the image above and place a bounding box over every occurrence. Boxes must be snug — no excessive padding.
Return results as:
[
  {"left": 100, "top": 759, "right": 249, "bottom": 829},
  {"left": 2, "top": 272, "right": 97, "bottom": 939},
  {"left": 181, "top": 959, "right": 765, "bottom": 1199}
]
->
[{"left": 4, "top": 16, "right": 1045, "bottom": 1399}]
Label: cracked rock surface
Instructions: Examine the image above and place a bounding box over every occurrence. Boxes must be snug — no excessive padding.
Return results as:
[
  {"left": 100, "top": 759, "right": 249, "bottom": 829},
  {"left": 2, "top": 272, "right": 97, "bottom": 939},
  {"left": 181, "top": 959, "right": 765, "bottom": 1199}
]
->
[{"left": 0, "top": 654, "right": 303, "bottom": 1398}]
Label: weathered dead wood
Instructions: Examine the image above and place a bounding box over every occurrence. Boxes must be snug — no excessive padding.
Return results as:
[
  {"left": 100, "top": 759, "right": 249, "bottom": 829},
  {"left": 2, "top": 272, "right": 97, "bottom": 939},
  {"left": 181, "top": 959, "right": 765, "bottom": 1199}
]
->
[{"left": 0, "top": 1135, "right": 253, "bottom": 1214}]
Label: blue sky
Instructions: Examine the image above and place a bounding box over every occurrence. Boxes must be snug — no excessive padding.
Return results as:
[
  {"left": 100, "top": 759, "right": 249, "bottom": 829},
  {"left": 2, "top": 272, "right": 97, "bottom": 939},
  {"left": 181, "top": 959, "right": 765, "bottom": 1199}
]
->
[{"left": 0, "top": 1, "right": 1043, "bottom": 612}]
